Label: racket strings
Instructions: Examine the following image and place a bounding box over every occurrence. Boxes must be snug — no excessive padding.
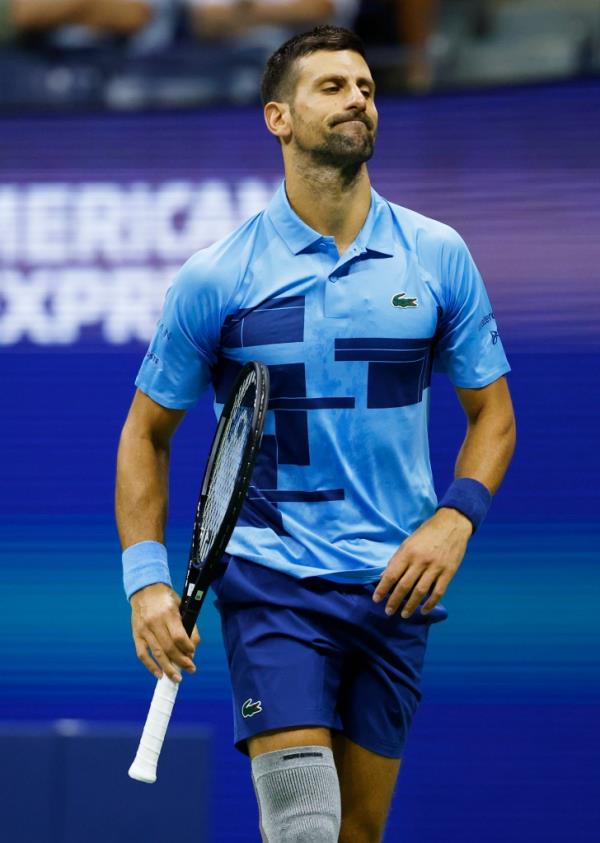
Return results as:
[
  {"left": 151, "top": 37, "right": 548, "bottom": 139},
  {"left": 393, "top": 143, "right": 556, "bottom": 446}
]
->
[{"left": 195, "top": 371, "right": 257, "bottom": 564}]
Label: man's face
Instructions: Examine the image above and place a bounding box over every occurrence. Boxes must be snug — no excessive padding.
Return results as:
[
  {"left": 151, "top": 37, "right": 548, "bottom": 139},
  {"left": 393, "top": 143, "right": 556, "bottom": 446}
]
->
[{"left": 286, "top": 50, "right": 378, "bottom": 168}]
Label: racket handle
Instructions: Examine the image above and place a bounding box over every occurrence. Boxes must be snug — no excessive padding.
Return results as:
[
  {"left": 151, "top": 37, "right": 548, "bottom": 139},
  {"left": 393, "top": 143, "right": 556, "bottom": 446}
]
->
[{"left": 128, "top": 673, "right": 180, "bottom": 783}]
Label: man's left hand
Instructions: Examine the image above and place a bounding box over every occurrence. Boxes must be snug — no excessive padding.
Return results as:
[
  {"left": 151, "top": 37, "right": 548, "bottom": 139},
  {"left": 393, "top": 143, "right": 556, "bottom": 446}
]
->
[{"left": 372, "top": 508, "right": 473, "bottom": 618}]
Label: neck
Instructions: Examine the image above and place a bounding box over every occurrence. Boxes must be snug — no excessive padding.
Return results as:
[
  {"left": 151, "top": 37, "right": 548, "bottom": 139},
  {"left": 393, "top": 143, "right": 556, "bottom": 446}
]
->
[{"left": 283, "top": 159, "right": 372, "bottom": 254}]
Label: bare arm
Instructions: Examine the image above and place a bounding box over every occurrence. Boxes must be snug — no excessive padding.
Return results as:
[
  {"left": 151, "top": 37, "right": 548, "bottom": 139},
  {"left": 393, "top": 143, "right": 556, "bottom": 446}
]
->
[
  {"left": 373, "top": 376, "right": 516, "bottom": 617},
  {"left": 115, "top": 388, "right": 185, "bottom": 550},
  {"left": 12, "top": 0, "right": 152, "bottom": 34},
  {"left": 451, "top": 376, "right": 516, "bottom": 494},
  {"left": 116, "top": 389, "right": 198, "bottom": 683}
]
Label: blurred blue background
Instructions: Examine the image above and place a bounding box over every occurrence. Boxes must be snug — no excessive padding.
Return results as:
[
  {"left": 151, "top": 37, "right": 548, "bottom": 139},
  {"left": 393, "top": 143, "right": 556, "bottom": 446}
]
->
[{"left": 1, "top": 23, "right": 600, "bottom": 843}]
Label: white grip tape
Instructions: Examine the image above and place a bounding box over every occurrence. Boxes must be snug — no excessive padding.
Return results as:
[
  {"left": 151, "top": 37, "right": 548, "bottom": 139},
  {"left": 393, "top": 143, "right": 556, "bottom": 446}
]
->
[{"left": 128, "top": 674, "right": 180, "bottom": 783}]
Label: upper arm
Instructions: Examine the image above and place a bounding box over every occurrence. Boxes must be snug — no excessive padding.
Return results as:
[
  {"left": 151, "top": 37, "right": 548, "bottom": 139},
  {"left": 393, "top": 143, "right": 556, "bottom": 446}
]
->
[
  {"left": 122, "top": 388, "right": 187, "bottom": 449},
  {"left": 455, "top": 376, "right": 515, "bottom": 428}
]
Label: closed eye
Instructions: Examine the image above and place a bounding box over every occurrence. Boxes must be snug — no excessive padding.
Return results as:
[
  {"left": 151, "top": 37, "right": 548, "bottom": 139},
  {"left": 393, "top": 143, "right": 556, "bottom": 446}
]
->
[{"left": 323, "top": 87, "right": 372, "bottom": 99}]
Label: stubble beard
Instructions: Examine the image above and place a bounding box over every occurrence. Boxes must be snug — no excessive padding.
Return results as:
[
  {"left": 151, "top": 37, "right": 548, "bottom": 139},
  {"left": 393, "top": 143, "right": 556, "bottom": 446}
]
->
[{"left": 292, "top": 114, "right": 376, "bottom": 176}]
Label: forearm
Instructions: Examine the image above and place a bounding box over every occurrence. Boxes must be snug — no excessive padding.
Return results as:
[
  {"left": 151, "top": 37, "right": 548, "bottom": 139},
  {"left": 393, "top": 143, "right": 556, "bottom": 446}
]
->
[
  {"left": 375, "top": 384, "right": 514, "bottom": 617},
  {"left": 454, "top": 404, "right": 516, "bottom": 494},
  {"left": 115, "top": 427, "right": 170, "bottom": 551}
]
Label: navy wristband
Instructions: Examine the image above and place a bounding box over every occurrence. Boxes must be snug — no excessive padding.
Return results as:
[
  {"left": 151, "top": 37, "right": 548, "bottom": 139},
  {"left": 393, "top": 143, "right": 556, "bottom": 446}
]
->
[
  {"left": 436, "top": 477, "right": 492, "bottom": 532},
  {"left": 122, "top": 540, "right": 172, "bottom": 601}
]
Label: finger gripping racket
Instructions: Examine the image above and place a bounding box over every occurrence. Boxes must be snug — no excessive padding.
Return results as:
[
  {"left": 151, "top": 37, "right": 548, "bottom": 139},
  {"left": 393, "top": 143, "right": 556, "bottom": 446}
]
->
[{"left": 128, "top": 361, "right": 269, "bottom": 783}]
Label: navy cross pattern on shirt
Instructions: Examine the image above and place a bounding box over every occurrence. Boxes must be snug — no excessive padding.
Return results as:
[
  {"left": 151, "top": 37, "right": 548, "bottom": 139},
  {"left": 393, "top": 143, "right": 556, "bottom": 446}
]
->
[
  {"left": 215, "top": 295, "right": 435, "bottom": 534},
  {"left": 220, "top": 295, "right": 306, "bottom": 347},
  {"left": 217, "top": 296, "right": 351, "bottom": 535},
  {"left": 334, "top": 337, "right": 435, "bottom": 409}
]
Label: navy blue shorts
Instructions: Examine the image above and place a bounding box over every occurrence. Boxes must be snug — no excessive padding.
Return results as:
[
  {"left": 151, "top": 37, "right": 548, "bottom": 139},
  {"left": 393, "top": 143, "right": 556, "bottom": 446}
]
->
[{"left": 211, "top": 554, "right": 447, "bottom": 759}]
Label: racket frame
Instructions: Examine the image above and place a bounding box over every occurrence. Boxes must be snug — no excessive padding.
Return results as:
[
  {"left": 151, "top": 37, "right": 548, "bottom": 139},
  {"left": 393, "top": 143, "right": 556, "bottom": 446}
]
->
[
  {"left": 180, "top": 360, "right": 269, "bottom": 632},
  {"left": 128, "top": 360, "right": 269, "bottom": 783}
]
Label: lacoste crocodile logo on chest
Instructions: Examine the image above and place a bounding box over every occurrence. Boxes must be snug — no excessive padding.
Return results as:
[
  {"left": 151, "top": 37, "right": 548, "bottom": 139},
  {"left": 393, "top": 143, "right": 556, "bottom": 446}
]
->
[{"left": 391, "top": 292, "right": 418, "bottom": 308}]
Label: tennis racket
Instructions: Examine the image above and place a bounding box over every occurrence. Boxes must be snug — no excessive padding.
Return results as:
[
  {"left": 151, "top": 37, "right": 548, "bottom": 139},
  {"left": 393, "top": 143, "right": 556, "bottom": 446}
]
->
[{"left": 128, "top": 360, "right": 270, "bottom": 783}]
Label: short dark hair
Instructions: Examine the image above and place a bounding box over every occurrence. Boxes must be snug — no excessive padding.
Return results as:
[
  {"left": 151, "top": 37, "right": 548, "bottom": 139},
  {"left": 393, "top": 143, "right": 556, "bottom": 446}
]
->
[{"left": 260, "top": 25, "right": 367, "bottom": 106}]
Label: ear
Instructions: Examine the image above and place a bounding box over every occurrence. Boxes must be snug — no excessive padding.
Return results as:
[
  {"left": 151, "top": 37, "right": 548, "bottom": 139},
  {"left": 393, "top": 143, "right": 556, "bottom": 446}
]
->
[{"left": 264, "top": 101, "right": 292, "bottom": 142}]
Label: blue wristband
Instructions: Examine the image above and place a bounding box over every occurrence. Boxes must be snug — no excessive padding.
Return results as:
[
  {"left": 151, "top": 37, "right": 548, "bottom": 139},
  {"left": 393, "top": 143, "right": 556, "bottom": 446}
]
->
[
  {"left": 436, "top": 477, "right": 492, "bottom": 533},
  {"left": 122, "top": 540, "right": 172, "bottom": 601}
]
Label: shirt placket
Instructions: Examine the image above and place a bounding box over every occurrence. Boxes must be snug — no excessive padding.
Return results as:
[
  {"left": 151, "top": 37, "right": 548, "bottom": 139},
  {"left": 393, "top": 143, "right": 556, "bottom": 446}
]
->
[{"left": 323, "top": 243, "right": 366, "bottom": 319}]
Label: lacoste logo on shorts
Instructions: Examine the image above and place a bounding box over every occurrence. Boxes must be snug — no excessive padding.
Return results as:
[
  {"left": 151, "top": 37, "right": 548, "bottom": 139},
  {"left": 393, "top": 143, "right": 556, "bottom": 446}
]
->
[
  {"left": 391, "top": 292, "right": 418, "bottom": 308},
  {"left": 242, "top": 698, "right": 263, "bottom": 718}
]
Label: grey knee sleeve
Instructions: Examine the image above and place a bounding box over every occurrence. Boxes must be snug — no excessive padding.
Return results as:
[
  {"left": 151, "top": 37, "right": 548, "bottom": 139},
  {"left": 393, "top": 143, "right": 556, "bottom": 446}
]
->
[{"left": 251, "top": 745, "right": 341, "bottom": 843}]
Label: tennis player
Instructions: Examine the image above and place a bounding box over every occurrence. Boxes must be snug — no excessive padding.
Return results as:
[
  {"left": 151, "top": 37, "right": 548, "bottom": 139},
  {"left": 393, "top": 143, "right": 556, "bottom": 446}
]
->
[{"left": 116, "top": 25, "right": 516, "bottom": 843}]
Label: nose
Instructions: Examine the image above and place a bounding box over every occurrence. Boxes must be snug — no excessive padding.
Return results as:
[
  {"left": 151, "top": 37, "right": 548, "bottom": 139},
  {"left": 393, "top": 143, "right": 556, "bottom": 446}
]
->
[{"left": 347, "top": 85, "right": 367, "bottom": 111}]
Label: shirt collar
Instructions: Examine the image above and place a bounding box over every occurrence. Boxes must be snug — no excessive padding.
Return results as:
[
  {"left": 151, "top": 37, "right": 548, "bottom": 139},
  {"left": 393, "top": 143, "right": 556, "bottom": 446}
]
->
[{"left": 266, "top": 180, "right": 395, "bottom": 258}]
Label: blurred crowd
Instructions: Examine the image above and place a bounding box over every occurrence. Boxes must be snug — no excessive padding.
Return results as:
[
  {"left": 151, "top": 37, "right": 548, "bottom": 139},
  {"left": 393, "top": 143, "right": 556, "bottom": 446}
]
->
[
  {"left": 0, "top": 0, "right": 439, "bottom": 106},
  {"left": 0, "top": 1, "right": 599, "bottom": 107}
]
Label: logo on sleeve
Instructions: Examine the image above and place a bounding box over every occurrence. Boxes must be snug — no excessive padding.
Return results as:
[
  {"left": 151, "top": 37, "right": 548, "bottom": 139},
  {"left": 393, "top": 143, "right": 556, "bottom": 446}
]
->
[
  {"left": 391, "top": 292, "right": 418, "bottom": 308},
  {"left": 242, "top": 698, "right": 263, "bottom": 718},
  {"left": 479, "top": 311, "right": 495, "bottom": 330}
]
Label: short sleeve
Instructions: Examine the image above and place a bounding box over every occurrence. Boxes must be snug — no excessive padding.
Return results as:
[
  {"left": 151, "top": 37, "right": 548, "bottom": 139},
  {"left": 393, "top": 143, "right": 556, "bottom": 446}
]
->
[
  {"left": 433, "top": 231, "right": 510, "bottom": 387},
  {"left": 135, "top": 254, "right": 223, "bottom": 409}
]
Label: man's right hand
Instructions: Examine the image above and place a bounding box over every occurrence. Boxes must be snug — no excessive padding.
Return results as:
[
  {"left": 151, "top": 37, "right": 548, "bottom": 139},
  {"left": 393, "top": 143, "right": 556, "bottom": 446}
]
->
[{"left": 130, "top": 583, "right": 200, "bottom": 682}]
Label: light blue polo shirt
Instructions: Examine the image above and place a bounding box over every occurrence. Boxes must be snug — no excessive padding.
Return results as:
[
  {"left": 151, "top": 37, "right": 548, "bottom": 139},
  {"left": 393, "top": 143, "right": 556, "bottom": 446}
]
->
[{"left": 136, "top": 181, "right": 510, "bottom": 582}]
